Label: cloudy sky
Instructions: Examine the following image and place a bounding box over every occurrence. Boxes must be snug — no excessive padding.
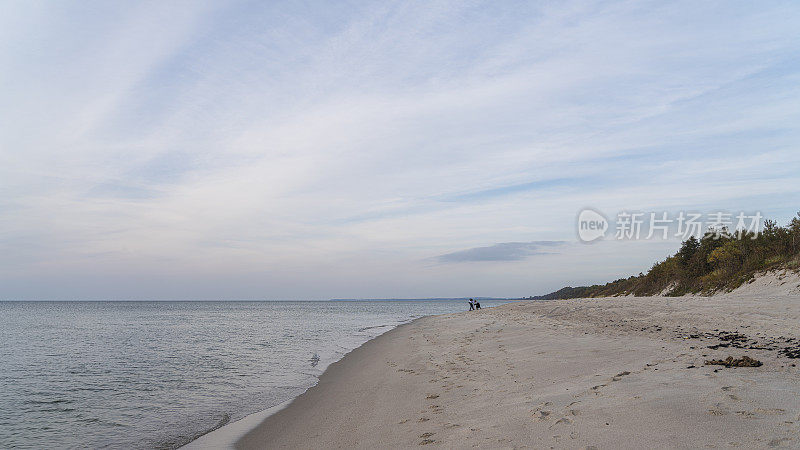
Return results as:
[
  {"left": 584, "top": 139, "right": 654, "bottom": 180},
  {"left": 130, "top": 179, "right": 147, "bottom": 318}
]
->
[{"left": 2, "top": 1, "right": 799, "bottom": 300}]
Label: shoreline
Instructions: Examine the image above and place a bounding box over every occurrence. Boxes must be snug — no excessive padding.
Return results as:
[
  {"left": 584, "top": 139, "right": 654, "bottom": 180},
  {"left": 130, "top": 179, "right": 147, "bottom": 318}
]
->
[
  {"left": 182, "top": 317, "right": 430, "bottom": 449},
  {"left": 234, "top": 294, "right": 800, "bottom": 448},
  {"left": 235, "top": 315, "right": 439, "bottom": 449},
  {"left": 182, "top": 399, "right": 293, "bottom": 449}
]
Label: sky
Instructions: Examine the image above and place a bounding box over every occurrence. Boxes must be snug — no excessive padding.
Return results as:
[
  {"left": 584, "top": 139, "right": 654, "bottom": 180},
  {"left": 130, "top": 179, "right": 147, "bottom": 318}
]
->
[{"left": 1, "top": 0, "right": 800, "bottom": 300}]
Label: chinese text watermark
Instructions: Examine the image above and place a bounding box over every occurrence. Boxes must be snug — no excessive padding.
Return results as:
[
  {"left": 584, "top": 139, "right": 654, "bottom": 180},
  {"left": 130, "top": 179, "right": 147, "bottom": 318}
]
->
[{"left": 577, "top": 209, "right": 762, "bottom": 243}]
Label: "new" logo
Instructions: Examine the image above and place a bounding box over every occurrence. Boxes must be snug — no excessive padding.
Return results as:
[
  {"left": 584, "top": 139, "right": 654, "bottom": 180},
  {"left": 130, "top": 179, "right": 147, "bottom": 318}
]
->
[{"left": 577, "top": 208, "right": 608, "bottom": 243}]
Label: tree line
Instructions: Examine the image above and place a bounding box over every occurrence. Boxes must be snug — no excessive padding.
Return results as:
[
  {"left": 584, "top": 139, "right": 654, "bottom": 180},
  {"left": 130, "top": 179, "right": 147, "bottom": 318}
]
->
[{"left": 532, "top": 212, "right": 800, "bottom": 299}]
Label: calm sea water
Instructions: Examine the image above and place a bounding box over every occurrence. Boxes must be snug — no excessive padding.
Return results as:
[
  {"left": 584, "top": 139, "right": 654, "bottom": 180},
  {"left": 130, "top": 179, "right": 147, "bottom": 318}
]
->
[{"left": 0, "top": 300, "right": 508, "bottom": 449}]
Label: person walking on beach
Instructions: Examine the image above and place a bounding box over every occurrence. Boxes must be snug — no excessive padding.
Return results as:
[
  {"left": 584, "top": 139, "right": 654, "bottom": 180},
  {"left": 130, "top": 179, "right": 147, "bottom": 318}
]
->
[{"left": 468, "top": 298, "right": 475, "bottom": 310}]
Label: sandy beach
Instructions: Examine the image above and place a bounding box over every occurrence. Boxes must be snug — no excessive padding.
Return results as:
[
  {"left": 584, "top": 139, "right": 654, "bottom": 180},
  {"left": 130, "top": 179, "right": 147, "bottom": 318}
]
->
[{"left": 233, "top": 273, "right": 800, "bottom": 449}]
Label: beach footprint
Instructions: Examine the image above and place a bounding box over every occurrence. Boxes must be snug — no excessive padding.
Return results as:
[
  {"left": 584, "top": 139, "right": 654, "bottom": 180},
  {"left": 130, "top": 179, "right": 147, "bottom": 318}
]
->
[
  {"left": 532, "top": 402, "right": 553, "bottom": 422},
  {"left": 418, "top": 431, "right": 437, "bottom": 445}
]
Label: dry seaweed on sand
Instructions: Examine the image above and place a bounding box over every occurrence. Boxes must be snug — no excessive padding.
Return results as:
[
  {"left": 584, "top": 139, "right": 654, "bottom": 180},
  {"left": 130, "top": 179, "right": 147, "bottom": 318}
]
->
[{"left": 704, "top": 355, "right": 762, "bottom": 367}]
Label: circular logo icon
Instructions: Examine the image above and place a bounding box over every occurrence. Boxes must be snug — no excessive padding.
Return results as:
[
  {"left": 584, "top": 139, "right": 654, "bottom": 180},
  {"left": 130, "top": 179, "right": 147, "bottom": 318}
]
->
[{"left": 577, "top": 208, "right": 608, "bottom": 243}]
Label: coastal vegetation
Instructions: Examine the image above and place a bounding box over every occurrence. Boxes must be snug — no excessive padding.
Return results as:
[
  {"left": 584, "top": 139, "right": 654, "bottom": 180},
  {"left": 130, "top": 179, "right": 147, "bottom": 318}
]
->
[{"left": 533, "top": 212, "right": 800, "bottom": 299}]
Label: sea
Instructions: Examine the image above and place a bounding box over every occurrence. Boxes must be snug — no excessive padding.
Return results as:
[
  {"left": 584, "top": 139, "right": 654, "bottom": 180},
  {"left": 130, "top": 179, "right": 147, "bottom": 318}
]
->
[{"left": 0, "top": 299, "right": 509, "bottom": 449}]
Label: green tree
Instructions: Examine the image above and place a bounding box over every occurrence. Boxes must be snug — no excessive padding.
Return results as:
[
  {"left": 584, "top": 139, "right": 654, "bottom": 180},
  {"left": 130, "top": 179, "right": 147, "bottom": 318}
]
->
[
  {"left": 707, "top": 240, "right": 743, "bottom": 273},
  {"left": 678, "top": 237, "right": 699, "bottom": 267},
  {"left": 789, "top": 212, "right": 800, "bottom": 254}
]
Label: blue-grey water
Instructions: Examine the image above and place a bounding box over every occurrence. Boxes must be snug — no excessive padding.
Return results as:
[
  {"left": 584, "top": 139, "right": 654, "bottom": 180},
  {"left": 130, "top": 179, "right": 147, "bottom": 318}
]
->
[{"left": 0, "top": 300, "right": 509, "bottom": 449}]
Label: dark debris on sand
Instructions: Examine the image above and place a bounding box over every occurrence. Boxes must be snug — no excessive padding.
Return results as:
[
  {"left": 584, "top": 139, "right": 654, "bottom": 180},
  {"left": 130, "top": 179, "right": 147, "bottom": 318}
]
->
[
  {"left": 779, "top": 346, "right": 800, "bottom": 359},
  {"left": 705, "top": 356, "right": 763, "bottom": 368},
  {"left": 680, "top": 330, "right": 800, "bottom": 358}
]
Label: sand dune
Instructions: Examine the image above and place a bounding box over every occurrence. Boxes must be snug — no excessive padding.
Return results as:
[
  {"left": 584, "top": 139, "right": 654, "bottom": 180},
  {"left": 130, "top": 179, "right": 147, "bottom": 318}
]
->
[{"left": 723, "top": 269, "right": 800, "bottom": 298}]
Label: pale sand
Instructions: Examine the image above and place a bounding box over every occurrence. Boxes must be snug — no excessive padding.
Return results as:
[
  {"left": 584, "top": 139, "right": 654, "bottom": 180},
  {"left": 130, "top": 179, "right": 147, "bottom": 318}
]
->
[{"left": 234, "top": 286, "right": 800, "bottom": 448}]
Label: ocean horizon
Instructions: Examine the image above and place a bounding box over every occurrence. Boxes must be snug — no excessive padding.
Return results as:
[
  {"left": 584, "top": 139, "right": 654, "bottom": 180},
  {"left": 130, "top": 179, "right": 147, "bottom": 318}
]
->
[{"left": 0, "top": 298, "right": 514, "bottom": 302}]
